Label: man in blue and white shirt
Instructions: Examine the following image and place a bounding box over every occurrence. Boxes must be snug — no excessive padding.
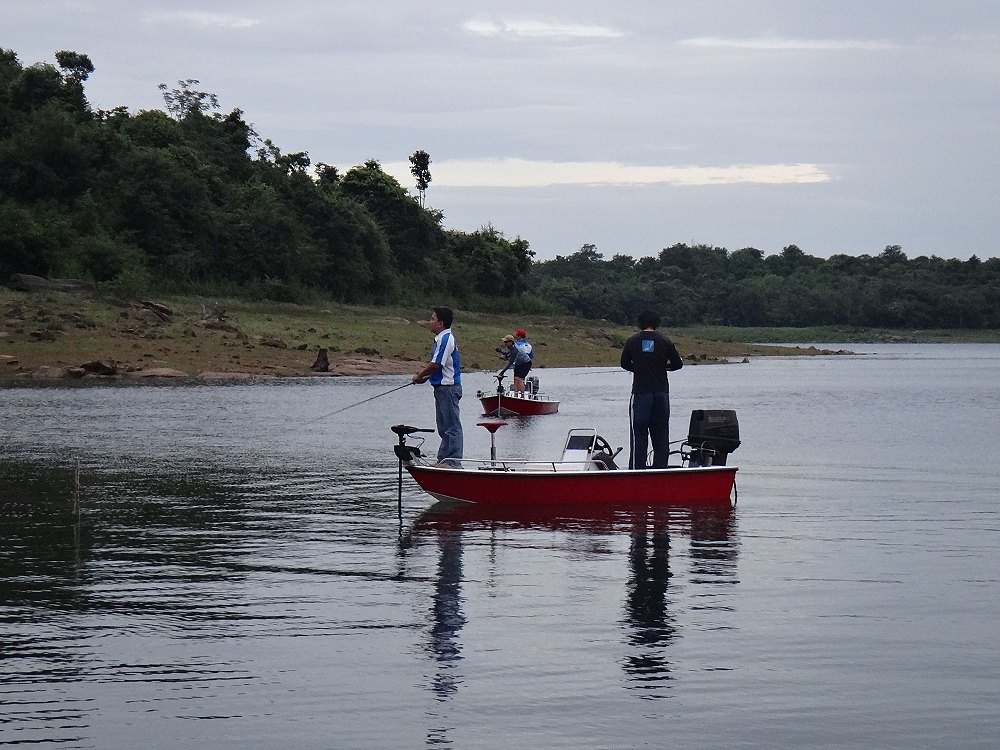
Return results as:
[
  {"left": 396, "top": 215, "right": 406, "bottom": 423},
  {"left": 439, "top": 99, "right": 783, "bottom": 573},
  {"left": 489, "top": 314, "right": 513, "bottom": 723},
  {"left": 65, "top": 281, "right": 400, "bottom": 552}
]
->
[{"left": 412, "top": 307, "right": 463, "bottom": 462}]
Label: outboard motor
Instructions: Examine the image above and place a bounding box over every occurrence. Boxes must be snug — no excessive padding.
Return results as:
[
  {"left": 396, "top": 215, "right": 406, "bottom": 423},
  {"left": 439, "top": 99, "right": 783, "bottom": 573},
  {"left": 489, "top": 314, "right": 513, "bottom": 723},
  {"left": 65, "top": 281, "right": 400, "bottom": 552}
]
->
[
  {"left": 525, "top": 375, "right": 539, "bottom": 394},
  {"left": 686, "top": 410, "right": 740, "bottom": 466}
]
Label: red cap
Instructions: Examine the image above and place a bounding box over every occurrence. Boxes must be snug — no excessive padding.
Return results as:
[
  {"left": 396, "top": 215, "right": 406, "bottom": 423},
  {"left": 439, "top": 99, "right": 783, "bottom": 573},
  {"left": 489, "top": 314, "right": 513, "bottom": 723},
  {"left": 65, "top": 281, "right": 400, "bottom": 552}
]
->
[{"left": 515, "top": 328, "right": 527, "bottom": 337}]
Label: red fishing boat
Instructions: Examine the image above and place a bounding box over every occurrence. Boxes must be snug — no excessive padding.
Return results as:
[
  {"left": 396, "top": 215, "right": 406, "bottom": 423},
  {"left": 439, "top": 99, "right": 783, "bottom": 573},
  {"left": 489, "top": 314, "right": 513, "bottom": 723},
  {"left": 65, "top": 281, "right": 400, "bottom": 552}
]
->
[
  {"left": 477, "top": 374, "right": 559, "bottom": 417},
  {"left": 391, "top": 410, "right": 740, "bottom": 508}
]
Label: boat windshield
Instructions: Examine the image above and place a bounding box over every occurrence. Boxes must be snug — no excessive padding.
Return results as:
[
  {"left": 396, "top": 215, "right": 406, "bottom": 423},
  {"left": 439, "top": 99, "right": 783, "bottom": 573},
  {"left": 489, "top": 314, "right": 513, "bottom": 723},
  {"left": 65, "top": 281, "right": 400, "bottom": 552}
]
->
[{"left": 565, "top": 434, "right": 595, "bottom": 451}]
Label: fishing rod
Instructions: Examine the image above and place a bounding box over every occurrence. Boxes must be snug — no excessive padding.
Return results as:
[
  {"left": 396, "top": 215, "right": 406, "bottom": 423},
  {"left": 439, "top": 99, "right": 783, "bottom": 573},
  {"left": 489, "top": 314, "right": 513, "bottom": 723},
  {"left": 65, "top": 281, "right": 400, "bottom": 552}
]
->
[
  {"left": 301, "top": 381, "right": 413, "bottom": 424},
  {"left": 571, "top": 367, "right": 626, "bottom": 376}
]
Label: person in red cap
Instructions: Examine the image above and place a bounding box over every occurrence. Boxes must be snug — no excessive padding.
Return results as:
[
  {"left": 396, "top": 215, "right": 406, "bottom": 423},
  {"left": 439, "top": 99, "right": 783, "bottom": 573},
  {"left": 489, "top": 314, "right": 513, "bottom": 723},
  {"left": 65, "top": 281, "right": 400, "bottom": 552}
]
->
[{"left": 498, "top": 327, "right": 534, "bottom": 393}]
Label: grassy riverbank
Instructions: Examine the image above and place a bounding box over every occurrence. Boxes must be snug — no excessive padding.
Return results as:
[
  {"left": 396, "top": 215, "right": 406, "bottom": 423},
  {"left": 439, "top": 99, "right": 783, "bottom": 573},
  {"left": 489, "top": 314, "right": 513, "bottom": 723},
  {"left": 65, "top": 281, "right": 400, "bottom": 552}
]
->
[{"left": 2, "top": 288, "right": 990, "bottom": 381}]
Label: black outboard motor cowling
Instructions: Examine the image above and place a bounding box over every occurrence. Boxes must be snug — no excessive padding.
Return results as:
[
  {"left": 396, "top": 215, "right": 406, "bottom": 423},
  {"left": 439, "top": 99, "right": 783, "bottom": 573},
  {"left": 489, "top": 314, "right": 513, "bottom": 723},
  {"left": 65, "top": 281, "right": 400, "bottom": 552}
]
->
[{"left": 687, "top": 410, "right": 740, "bottom": 466}]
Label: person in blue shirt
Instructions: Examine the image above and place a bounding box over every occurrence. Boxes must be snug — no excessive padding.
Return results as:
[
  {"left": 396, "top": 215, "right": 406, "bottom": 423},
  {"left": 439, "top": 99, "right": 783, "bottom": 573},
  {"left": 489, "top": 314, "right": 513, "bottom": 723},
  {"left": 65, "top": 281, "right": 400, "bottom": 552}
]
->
[
  {"left": 412, "top": 306, "right": 463, "bottom": 463},
  {"left": 496, "top": 333, "right": 515, "bottom": 360},
  {"left": 620, "top": 310, "right": 683, "bottom": 469},
  {"left": 499, "top": 327, "right": 534, "bottom": 394}
]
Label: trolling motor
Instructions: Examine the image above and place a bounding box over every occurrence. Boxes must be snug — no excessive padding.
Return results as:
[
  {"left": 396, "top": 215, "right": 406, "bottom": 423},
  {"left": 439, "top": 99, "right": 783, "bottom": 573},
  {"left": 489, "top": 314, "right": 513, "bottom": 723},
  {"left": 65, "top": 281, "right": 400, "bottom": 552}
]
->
[
  {"left": 392, "top": 424, "right": 435, "bottom": 520},
  {"left": 391, "top": 424, "right": 434, "bottom": 465},
  {"left": 493, "top": 372, "right": 539, "bottom": 396},
  {"left": 474, "top": 373, "right": 507, "bottom": 401},
  {"left": 473, "top": 374, "right": 516, "bottom": 418}
]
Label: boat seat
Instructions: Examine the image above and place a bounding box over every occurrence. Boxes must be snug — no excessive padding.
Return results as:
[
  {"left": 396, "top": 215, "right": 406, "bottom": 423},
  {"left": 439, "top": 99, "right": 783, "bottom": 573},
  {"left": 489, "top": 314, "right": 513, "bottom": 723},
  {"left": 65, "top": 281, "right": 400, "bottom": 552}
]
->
[{"left": 559, "top": 428, "right": 600, "bottom": 471}]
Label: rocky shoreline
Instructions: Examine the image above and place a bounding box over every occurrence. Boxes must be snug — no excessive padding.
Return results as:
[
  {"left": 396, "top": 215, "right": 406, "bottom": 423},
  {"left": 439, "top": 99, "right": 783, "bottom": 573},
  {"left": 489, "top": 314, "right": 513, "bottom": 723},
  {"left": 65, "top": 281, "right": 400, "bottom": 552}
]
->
[
  {"left": 1, "top": 285, "right": 855, "bottom": 384},
  {"left": 0, "top": 356, "right": 419, "bottom": 381},
  {"left": 0, "top": 292, "right": 427, "bottom": 381}
]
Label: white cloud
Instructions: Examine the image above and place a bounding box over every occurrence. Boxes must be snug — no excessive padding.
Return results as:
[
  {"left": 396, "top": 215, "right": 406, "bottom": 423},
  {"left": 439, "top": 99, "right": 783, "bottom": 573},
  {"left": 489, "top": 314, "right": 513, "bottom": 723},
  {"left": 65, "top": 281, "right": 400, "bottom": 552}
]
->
[
  {"left": 383, "top": 158, "right": 832, "bottom": 188},
  {"left": 680, "top": 36, "right": 901, "bottom": 51},
  {"left": 463, "top": 19, "right": 624, "bottom": 40},
  {"left": 143, "top": 11, "right": 261, "bottom": 30}
]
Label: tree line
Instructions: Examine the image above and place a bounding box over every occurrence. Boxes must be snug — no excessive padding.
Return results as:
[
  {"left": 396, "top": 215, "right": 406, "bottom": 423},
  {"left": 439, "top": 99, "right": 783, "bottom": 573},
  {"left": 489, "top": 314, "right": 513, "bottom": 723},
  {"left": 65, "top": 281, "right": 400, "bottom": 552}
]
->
[
  {"left": 0, "top": 49, "right": 532, "bottom": 304},
  {"left": 531, "top": 243, "right": 1000, "bottom": 329},
  {"left": 2, "top": 49, "right": 997, "bottom": 330}
]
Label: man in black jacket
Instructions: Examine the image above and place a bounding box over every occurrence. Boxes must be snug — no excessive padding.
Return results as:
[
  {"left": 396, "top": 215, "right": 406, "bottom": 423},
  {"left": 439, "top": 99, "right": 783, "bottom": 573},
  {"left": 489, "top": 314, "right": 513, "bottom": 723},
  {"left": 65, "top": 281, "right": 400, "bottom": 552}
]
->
[{"left": 620, "top": 310, "right": 683, "bottom": 469}]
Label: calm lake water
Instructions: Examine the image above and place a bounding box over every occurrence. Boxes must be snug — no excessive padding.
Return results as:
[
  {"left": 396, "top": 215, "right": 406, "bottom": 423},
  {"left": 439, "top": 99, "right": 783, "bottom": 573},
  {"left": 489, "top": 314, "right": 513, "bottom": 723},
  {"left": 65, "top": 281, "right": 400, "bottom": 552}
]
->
[{"left": 2, "top": 344, "right": 999, "bottom": 749}]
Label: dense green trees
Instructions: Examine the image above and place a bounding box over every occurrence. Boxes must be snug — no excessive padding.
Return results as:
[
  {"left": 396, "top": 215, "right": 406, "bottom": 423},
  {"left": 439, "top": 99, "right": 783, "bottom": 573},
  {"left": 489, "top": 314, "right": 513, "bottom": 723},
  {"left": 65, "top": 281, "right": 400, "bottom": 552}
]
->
[
  {"left": 1, "top": 49, "right": 996, "bottom": 330},
  {"left": 0, "top": 50, "right": 532, "bottom": 305},
  {"left": 530, "top": 243, "right": 1000, "bottom": 329}
]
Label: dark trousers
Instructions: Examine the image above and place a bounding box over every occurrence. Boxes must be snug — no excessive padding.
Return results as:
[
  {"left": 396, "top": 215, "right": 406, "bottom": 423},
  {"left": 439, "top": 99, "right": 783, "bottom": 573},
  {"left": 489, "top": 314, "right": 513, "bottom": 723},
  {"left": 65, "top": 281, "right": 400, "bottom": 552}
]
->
[{"left": 628, "top": 391, "right": 670, "bottom": 469}]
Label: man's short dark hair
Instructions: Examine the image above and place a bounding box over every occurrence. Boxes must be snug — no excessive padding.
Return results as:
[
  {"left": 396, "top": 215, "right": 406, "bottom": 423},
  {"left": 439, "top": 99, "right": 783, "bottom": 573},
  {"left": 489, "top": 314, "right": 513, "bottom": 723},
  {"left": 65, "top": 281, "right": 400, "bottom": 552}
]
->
[
  {"left": 433, "top": 306, "right": 453, "bottom": 328},
  {"left": 637, "top": 310, "right": 660, "bottom": 329}
]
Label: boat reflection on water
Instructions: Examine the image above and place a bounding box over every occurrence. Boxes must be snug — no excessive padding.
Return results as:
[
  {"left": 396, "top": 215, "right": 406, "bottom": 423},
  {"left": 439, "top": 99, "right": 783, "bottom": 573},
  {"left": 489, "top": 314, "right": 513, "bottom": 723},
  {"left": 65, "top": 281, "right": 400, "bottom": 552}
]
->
[
  {"left": 410, "top": 499, "right": 735, "bottom": 534},
  {"left": 402, "top": 499, "right": 738, "bottom": 712}
]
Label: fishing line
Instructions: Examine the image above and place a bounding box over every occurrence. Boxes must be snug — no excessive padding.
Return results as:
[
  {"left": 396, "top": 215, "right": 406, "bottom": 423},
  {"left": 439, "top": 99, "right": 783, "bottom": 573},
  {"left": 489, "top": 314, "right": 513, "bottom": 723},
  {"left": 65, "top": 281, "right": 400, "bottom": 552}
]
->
[
  {"left": 302, "top": 381, "right": 413, "bottom": 424},
  {"left": 572, "top": 368, "right": 625, "bottom": 376}
]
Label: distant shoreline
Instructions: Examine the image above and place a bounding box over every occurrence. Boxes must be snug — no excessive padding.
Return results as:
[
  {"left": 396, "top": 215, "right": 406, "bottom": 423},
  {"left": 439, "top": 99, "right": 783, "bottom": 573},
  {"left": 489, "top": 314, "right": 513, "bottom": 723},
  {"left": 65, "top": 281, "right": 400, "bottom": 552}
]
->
[{"left": 3, "top": 289, "right": 995, "bottom": 384}]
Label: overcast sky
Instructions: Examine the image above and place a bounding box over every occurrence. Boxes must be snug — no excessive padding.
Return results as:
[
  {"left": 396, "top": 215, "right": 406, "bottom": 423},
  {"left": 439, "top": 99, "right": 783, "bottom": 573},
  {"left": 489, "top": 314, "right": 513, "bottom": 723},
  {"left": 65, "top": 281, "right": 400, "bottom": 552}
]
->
[{"left": 5, "top": 1, "right": 999, "bottom": 261}]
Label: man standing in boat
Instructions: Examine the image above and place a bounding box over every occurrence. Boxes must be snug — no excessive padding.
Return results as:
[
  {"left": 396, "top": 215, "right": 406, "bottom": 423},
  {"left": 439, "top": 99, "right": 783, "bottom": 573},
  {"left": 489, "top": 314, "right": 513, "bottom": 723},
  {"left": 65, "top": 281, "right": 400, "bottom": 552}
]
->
[
  {"left": 498, "top": 327, "right": 533, "bottom": 394},
  {"left": 620, "top": 310, "right": 683, "bottom": 469},
  {"left": 412, "top": 307, "right": 463, "bottom": 463}
]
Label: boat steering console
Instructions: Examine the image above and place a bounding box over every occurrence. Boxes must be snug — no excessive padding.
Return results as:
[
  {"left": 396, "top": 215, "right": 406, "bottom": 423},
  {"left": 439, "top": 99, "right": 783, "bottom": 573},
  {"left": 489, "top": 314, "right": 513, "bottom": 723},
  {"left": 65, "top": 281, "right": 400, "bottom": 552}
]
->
[{"left": 591, "top": 434, "right": 622, "bottom": 470}]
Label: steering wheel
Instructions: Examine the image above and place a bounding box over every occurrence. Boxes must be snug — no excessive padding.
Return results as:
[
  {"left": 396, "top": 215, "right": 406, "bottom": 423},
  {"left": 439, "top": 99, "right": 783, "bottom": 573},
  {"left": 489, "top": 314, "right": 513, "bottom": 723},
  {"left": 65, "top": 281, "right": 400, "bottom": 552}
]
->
[{"left": 593, "top": 435, "right": 614, "bottom": 455}]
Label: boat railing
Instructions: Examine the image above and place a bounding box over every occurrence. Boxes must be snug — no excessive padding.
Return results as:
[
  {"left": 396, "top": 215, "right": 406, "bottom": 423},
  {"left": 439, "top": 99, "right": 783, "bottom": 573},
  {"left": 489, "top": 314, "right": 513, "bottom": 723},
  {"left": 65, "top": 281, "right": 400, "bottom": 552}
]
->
[
  {"left": 416, "top": 456, "right": 733, "bottom": 474},
  {"left": 433, "top": 457, "right": 611, "bottom": 473},
  {"left": 499, "top": 390, "right": 556, "bottom": 402}
]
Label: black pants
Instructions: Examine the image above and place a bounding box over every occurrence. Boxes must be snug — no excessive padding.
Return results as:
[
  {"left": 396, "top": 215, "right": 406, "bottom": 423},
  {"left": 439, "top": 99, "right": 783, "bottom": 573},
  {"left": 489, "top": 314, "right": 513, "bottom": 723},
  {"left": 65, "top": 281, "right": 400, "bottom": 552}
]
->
[{"left": 628, "top": 391, "right": 669, "bottom": 469}]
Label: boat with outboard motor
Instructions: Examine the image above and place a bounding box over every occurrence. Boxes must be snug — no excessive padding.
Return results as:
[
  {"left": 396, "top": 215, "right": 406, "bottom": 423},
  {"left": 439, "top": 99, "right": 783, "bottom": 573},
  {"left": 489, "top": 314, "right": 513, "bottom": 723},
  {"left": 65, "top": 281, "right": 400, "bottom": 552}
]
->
[
  {"left": 477, "top": 374, "right": 559, "bottom": 417},
  {"left": 391, "top": 409, "right": 741, "bottom": 507}
]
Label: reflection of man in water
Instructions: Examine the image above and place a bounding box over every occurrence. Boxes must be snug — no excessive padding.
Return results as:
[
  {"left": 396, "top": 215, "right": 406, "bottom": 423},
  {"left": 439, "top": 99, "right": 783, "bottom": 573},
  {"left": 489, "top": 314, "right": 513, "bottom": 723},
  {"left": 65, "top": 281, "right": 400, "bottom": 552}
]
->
[
  {"left": 622, "top": 516, "right": 676, "bottom": 691},
  {"left": 427, "top": 526, "right": 466, "bottom": 701}
]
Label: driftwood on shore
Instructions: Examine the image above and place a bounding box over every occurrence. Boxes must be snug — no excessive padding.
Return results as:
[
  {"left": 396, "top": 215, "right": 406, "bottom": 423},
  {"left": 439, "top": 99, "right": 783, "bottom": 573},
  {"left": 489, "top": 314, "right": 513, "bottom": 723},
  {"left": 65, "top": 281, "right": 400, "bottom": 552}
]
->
[{"left": 199, "top": 306, "right": 238, "bottom": 332}]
